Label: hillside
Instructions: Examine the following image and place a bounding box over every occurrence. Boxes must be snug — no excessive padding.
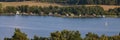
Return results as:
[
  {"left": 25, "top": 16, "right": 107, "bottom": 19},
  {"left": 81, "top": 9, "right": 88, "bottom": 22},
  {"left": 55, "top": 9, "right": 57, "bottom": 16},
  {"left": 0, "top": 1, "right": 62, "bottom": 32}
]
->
[
  {"left": 0, "top": 1, "right": 62, "bottom": 7},
  {"left": 0, "top": 1, "right": 120, "bottom": 11},
  {"left": 81, "top": 5, "right": 120, "bottom": 11}
]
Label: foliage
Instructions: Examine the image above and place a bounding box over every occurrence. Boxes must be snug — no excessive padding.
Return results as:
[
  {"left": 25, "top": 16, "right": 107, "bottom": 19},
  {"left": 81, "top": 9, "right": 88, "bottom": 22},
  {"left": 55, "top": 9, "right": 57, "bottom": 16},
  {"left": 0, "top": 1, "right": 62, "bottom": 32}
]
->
[
  {"left": 1, "top": 5, "right": 120, "bottom": 16},
  {"left": 84, "top": 32, "right": 99, "bottom": 40},
  {"left": 4, "top": 28, "right": 28, "bottom": 40},
  {"left": 0, "top": 5, "right": 106, "bottom": 16},
  {"left": 17, "top": 5, "right": 29, "bottom": 13},
  {"left": 0, "top": 3, "right": 2, "bottom": 15},
  {"left": 12, "top": 28, "right": 28, "bottom": 40},
  {"left": 0, "top": 0, "right": 120, "bottom": 5},
  {"left": 29, "top": 6, "right": 41, "bottom": 14},
  {"left": 50, "top": 30, "right": 82, "bottom": 40},
  {"left": 3, "top": 6, "right": 17, "bottom": 13},
  {"left": 108, "top": 7, "right": 120, "bottom": 16},
  {"left": 0, "top": 5, "right": 120, "bottom": 16},
  {"left": 31, "top": 35, "right": 48, "bottom": 40},
  {"left": 4, "top": 28, "right": 120, "bottom": 40}
]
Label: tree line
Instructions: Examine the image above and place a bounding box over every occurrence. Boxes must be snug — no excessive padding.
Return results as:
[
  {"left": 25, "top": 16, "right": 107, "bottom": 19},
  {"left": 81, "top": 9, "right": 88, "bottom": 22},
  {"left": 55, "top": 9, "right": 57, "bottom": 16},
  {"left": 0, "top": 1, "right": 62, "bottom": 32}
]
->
[
  {"left": 108, "top": 7, "right": 120, "bottom": 16},
  {"left": 4, "top": 28, "right": 120, "bottom": 40},
  {"left": 0, "top": 0, "right": 120, "bottom": 5},
  {"left": 0, "top": 4, "right": 120, "bottom": 17},
  {"left": 39, "top": 0, "right": 120, "bottom": 5}
]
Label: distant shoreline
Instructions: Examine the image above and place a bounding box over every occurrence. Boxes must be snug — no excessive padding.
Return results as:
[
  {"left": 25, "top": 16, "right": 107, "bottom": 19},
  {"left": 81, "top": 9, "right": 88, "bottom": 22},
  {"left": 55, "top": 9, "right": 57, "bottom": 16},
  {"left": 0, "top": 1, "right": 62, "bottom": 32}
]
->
[{"left": 0, "top": 14, "right": 119, "bottom": 18}]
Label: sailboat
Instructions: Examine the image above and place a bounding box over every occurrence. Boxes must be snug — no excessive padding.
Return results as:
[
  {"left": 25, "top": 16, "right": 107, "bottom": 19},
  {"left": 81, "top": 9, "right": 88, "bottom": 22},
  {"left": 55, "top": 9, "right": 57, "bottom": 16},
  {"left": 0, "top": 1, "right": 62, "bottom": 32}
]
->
[{"left": 105, "top": 22, "right": 108, "bottom": 27}]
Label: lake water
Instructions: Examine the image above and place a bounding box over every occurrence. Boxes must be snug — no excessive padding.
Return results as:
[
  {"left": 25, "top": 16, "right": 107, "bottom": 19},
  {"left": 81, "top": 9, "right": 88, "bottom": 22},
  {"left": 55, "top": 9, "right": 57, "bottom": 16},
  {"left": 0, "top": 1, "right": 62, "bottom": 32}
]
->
[{"left": 0, "top": 16, "right": 120, "bottom": 39}]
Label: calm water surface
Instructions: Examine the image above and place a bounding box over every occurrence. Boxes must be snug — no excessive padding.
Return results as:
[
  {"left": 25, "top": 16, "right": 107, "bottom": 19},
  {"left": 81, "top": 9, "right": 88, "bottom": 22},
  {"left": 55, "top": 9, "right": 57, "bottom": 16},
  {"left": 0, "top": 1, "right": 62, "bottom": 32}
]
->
[{"left": 0, "top": 16, "right": 120, "bottom": 39}]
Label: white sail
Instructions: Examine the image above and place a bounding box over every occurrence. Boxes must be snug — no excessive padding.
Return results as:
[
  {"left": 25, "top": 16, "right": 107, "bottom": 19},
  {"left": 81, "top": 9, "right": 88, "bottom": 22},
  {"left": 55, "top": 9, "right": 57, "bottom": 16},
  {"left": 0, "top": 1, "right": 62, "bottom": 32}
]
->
[
  {"left": 16, "top": 11, "right": 20, "bottom": 15},
  {"left": 105, "top": 22, "right": 108, "bottom": 27}
]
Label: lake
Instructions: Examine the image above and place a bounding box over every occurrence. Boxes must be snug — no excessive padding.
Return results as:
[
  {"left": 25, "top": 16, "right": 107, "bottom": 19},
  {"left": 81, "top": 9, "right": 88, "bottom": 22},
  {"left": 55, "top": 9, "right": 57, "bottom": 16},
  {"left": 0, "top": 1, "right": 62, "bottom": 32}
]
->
[{"left": 0, "top": 16, "right": 120, "bottom": 40}]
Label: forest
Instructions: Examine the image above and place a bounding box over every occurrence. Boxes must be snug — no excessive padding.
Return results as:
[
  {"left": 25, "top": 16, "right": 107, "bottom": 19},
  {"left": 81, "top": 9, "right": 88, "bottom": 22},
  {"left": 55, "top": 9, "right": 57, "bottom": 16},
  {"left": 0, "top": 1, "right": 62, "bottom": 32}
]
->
[
  {"left": 4, "top": 28, "right": 120, "bottom": 40},
  {"left": 0, "top": 0, "right": 120, "bottom": 5}
]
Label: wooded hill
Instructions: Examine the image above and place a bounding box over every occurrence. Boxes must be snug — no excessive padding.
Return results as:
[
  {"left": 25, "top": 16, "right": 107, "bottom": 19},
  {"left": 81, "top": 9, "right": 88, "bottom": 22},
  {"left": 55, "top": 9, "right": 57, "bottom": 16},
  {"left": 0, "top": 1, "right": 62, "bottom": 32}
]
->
[{"left": 0, "top": 0, "right": 120, "bottom": 5}]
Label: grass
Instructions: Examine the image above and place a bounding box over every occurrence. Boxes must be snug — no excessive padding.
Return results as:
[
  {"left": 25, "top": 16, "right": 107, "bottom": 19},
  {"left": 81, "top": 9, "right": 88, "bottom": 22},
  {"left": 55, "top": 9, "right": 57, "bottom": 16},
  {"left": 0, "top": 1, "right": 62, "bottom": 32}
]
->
[
  {"left": 84, "top": 5, "right": 120, "bottom": 11},
  {"left": 0, "top": 1, "right": 62, "bottom": 7}
]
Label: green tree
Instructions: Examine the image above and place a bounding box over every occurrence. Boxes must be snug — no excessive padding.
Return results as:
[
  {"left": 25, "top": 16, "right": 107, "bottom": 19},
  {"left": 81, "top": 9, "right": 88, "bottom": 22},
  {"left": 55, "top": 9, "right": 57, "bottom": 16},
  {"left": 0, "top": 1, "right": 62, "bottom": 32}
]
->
[
  {"left": 4, "top": 37, "right": 11, "bottom": 40},
  {"left": 3, "top": 6, "right": 16, "bottom": 13},
  {"left": 32, "top": 35, "right": 49, "bottom": 40},
  {"left": 29, "top": 6, "right": 41, "bottom": 14},
  {"left": 11, "top": 28, "right": 28, "bottom": 40},
  {"left": 50, "top": 30, "right": 82, "bottom": 40},
  {"left": 32, "top": 35, "right": 41, "bottom": 40},
  {"left": 87, "top": 0, "right": 95, "bottom": 5},
  {"left": 17, "top": 5, "right": 29, "bottom": 13},
  {"left": 0, "top": 3, "right": 2, "bottom": 15},
  {"left": 84, "top": 32, "right": 99, "bottom": 40},
  {"left": 100, "top": 35, "right": 108, "bottom": 40}
]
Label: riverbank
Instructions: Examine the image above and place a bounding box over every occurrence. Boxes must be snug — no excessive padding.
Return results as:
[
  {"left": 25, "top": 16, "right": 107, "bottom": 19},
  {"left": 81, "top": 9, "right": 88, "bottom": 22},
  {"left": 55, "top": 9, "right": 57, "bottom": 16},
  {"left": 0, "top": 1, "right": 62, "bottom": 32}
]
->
[{"left": 0, "top": 13, "right": 119, "bottom": 18}]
